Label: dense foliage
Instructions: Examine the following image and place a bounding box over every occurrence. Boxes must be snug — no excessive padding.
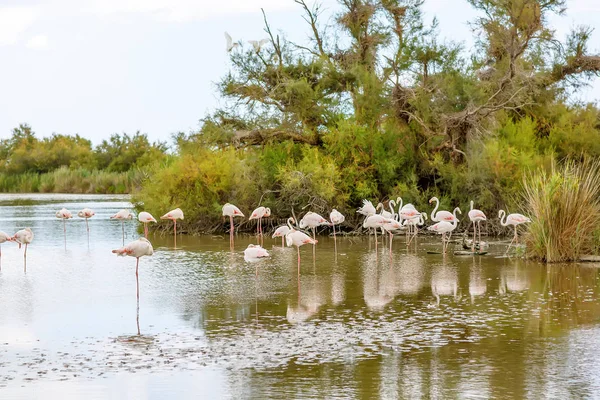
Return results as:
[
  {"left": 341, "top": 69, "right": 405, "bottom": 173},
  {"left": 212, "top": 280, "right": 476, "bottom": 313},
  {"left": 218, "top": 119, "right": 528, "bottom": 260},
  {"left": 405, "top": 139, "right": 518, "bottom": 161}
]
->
[
  {"left": 0, "top": 124, "right": 166, "bottom": 193},
  {"left": 134, "top": 0, "right": 600, "bottom": 233}
]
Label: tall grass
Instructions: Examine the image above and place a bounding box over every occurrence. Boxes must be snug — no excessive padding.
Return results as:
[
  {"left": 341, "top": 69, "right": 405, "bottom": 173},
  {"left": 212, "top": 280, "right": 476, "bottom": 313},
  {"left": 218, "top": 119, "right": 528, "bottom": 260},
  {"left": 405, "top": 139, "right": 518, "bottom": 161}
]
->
[
  {"left": 523, "top": 159, "right": 600, "bottom": 262},
  {"left": 0, "top": 167, "right": 141, "bottom": 194}
]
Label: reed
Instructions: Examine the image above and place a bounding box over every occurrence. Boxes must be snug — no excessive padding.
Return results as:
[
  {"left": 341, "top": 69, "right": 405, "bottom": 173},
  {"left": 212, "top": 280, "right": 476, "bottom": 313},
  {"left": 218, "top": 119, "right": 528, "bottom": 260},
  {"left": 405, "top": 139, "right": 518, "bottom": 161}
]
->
[
  {"left": 523, "top": 159, "right": 600, "bottom": 262},
  {"left": 0, "top": 167, "right": 141, "bottom": 194}
]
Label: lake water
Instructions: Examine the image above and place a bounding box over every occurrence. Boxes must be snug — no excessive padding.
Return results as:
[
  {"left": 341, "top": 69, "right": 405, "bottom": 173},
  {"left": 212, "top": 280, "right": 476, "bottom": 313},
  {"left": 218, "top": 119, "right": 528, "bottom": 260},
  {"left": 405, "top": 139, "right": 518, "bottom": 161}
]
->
[{"left": 0, "top": 194, "right": 599, "bottom": 399}]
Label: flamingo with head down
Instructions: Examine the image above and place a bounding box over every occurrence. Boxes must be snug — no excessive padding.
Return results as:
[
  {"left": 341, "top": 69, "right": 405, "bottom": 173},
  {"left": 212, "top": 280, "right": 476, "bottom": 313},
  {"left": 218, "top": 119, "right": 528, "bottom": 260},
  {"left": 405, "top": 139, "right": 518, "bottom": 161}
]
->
[
  {"left": 161, "top": 208, "right": 184, "bottom": 248},
  {"left": 111, "top": 209, "right": 133, "bottom": 245},
  {"left": 138, "top": 211, "right": 157, "bottom": 238},
  {"left": 222, "top": 203, "right": 244, "bottom": 249}
]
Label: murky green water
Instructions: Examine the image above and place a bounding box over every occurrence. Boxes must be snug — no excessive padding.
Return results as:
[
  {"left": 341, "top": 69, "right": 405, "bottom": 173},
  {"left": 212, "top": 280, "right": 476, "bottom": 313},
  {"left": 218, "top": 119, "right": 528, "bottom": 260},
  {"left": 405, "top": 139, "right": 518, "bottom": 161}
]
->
[{"left": 1, "top": 194, "right": 600, "bottom": 399}]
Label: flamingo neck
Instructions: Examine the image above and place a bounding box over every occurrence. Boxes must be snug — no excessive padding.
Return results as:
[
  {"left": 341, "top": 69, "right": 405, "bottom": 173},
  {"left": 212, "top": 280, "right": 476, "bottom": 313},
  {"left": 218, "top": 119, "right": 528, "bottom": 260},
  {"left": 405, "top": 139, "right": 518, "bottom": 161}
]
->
[
  {"left": 499, "top": 210, "right": 508, "bottom": 226},
  {"left": 470, "top": 200, "right": 474, "bottom": 211},
  {"left": 388, "top": 201, "right": 396, "bottom": 219},
  {"left": 430, "top": 198, "right": 439, "bottom": 221}
]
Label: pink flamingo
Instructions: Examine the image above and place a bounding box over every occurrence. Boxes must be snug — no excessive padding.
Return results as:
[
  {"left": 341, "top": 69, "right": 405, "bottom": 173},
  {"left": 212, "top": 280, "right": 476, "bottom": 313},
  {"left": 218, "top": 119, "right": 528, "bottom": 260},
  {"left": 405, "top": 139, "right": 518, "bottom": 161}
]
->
[
  {"left": 138, "top": 211, "right": 157, "bottom": 238},
  {"left": 363, "top": 214, "right": 392, "bottom": 252},
  {"left": 428, "top": 217, "right": 459, "bottom": 254},
  {"left": 222, "top": 203, "right": 244, "bottom": 249},
  {"left": 285, "top": 219, "right": 317, "bottom": 273},
  {"left": 429, "top": 197, "right": 459, "bottom": 222},
  {"left": 249, "top": 206, "right": 270, "bottom": 239},
  {"left": 56, "top": 208, "right": 73, "bottom": 248},
  {"left": 403, "top": 212, "right": 427, "bottom": 245},
  {"left": 382, "top": 218, "right": 403, "bottom": 252},
  {"left": 0, "top": 231, "right": 13, "bottom": 270},
  {"left": 161, "top": 208, "right": 184, "bottom": 248},
  {"left": 77, "top": 208, "right": 95, "bottom": 242},
  {"left": 111, "top": 209, "right": 133, "bottom": 245},
  {"left": 13, "top": 228, "right": 33, "bottom": 272},
  {"left": 498, "top": 210, "right": 531, "bottom": 253},
  {"left": 272, "top": 225, "right": 291, "bottom": 248},
  {"left": 112, "top": 237, "right": 154, "bottom": 301},
  {"left": 329, "top": 209, "right": 345, "bottom": 250},
  {"left": 468, "top": 201, "right": 487, "bottom": 252},
  {"left": 244, "top": 244, "right": 270, "bottom": 275}
]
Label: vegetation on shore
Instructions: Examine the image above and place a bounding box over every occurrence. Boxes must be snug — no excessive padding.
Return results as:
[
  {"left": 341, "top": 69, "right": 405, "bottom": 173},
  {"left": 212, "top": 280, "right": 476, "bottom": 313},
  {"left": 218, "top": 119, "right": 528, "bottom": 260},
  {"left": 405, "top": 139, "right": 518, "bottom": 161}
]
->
[
  {"left": 0, "top": 124, "right": 166, "bottom": 194},
  {"left": 132, "top": 0, "right": 600, "bottom": 238},
  {"left": 523, "top": 160, "right": 600, "bottom": 262}
]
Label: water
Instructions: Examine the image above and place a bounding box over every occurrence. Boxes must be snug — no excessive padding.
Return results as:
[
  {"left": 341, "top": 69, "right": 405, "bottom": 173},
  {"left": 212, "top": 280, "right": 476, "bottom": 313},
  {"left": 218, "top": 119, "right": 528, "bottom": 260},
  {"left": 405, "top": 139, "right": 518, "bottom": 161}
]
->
[{"left": 1, "top": 194, "right": 600, "bottom": 399}]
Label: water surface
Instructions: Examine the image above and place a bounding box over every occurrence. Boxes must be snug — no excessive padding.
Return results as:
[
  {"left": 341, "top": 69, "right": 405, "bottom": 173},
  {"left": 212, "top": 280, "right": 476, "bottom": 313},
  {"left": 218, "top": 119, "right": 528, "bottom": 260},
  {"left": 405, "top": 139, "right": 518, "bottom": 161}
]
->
[{"left": 1, "top": 194, "right": 600, "bottom": 399}]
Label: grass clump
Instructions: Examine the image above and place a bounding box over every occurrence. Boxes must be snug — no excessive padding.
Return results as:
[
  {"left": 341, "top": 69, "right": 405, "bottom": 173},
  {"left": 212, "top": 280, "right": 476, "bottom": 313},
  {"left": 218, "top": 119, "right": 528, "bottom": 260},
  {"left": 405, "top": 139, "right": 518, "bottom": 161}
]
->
[{"left": 523, "top": 159, "right": 600, "bottom": 262}]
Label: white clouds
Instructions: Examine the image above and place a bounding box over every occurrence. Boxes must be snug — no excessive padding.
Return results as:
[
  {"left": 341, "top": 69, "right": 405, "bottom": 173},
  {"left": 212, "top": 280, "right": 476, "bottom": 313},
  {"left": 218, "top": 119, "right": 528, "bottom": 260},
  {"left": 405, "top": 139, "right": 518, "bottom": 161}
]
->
[
  {"left": 0, "top": 6, "right": 40, "bottom": 46},
  {"left": 26, "top": 34, "right": 49, "bottom": 49},
  {"left": 81, "top": 0, "right": 299, "bottom": 23}
]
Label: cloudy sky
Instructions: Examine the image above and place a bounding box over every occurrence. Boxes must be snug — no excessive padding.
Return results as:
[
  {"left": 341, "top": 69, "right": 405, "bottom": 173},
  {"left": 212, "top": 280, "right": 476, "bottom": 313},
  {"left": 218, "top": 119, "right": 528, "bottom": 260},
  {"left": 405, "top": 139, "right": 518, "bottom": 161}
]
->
[{"left": 0, "top": 0, "right": 598, "bottom": 144}]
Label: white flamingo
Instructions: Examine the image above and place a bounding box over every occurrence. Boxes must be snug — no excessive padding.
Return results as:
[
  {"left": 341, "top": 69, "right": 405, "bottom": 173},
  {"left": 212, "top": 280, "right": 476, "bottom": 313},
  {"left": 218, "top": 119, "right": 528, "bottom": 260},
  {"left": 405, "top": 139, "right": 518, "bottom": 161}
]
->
[
  {"left": 468, "top": 201, "right": 487, "bottom": 252},
  {"left": 222, "top": 203, "right": 244, "bottom": 249},
  {"left": 161, "top": 208, "right": 184, "bottom": 248},
  {"left": 112, "top": 237, "right": 154, "bottom": 301},
  {"left": 110, "top": 209, "right": 133, "bottom": 245},
  {"left": 498, "top": 210, "right": 531, "bottom": 253},
  {"left": 56, "top": 208, "right": 73, "bottom": 248},
  {"left": 428, "top": 216, "right": 460, "bottom": 254},
  {"left": 13, "top": 228, "right": 33, "bottom": 272},
  {"left": 138, "top": 211, "right": 157, "bottom": 239}
]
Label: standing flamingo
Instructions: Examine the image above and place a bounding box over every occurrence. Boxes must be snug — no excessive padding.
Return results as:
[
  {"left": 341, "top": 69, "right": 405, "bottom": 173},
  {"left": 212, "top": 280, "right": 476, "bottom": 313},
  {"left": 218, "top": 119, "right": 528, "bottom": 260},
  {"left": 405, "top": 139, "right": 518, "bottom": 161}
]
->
[
  {"left": 161, "top": 208, "right": 184, "bottom": 248},
  {"left": 429, "top": 197, "right": 459, "bottom": 222},
  {"left": 244, "top": 244, "right": 270, "bottom": 275},
  {"left": 363, "top": 214, "right": 392, "bottom": 252},
  {"left": 138, "top": 211, "right": 157, "bottom": 238},
  {"left": 329, "top": 209, "right": 345, "bottom": 251},
  {"left": 13, "top": 228, "right": 33, "bottom": 272},
  {"left": 299, "top": 212, "right": 329, "bottom": 242},
  {"left": 468, "top": 201, "right": 487, "bottom": 253},
  {"left": 357, "top": 200, "right": 377, "bottom": 217},
  {"left": 77, "top": 208, "right": 95, "bottom": 242},
  {"left": 111, "top": 209, "right": 133, "bottom": 245},
  {"left": 112, "top": 237, "right": 154, "bottom": 299},
  {"left": 382, "top": 218, "right": 403, "bottom": 252},
  {"left": 56, "top": 208, "right": 73, "bottom": 248},
  {"left": 249, "top": 206, "right": 270, "bottom": 240},
  {"left": 428, "top": 218, "right": 459, "bottom": 254},
  {"left": 498, "top": 210, "right": 531, "bottom": 253},
  {"left": 403, "top": 212, "right": 427, "bottom": 244},
  {"left": 272, "top": 225, "right": 291, "bottom": 248},
  {"left": 0, "top": 231, "right": 13, "bottom": 270},
  {"left": 222, "top": 203, "right": 244, "bottom": 249},
  {"left": 286, "top": 226, "right": 318, "bottom": 274}
]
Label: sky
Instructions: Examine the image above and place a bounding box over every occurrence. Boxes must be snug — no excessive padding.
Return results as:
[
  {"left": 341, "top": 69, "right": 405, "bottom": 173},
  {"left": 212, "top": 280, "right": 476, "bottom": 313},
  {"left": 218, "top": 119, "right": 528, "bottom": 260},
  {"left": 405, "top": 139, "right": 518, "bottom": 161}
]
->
[{"left": 0, "top": 0, "right": 599, "bottom": 145}]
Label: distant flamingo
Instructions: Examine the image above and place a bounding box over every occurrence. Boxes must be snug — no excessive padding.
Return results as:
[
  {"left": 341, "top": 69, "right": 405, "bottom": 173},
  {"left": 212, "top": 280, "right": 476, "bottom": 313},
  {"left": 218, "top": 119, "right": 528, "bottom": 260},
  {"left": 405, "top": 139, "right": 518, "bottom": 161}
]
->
[
  {"left": 0, "top": 231, "right": 13, "bottom": 270},
  {"left": 110, "top": 209, "right": 133, "bottom": 245},
  {"left": 468, "top": 201, "right": 487, "bottom": 252},
  {"left": 249, "top": 206, "right": 270, "bottom": 239},
  {"left": 428, "top": 217, "right": 459, "bottom": 254},
  {"left": 113, "top": 237, "right": 153, "bottom": 306},
  {"left": 429, "top": 197, "right": 459, "bottom": 222},
  {"left": 13, "top": 228, "right": 33, "bottom": 272},
  {"left": 286, "top": 221, "right": 317, "bottom": 273},
  {"left": 137, "top": 211, "right": 157, "bottom": 238},
  {"left": 77, "top": 208, "right": 95, "bottom": 242},
  {"left": 161, "top": 208, "right": 184, "bottom": 248},
  {"left": 272, "top": 225, "right": 291, "bottom": 248},
  {"left": 56, "top": 208, "right": 73, "bottom": 248},
  {"left": 498, "top": 210, "right": 531, "bottom": 253},
  {"left": 403, "top": 212, "right": 427, "bottom": 244},
  {"left": 329, "top": 209, "right": 345, "bottom": 250},
  {"left": 222, "top": 203, "right": 244, "bottom": 249}
]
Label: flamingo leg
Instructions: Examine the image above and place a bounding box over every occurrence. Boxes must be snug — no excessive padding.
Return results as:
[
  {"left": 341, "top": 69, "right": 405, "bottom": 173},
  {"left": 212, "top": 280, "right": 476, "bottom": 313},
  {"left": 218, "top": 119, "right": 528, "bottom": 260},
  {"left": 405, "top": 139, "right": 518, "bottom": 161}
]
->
[
  {"left": 24, "top": 243, "right": 27, "bottom": 272},
  {"left": 312, "top": 228, "right": 316, "bottom": 258},
  {"left": 174, "top": 219, "right": 177, "bottom": 249},
  {"left": 389, "top": 232, "right": 393, "bottom": 253},
  {"left": 375, "top": 227, "right": 378, "bottom": 253},
  {"left": 229, "top": 216, "right": 234, "bottom": 249},
  {"left": 297, "top": 246, "right": 301, "bottom": 275},
  {"left": 86, "top": 218, "right": 90, "bottom": 243},
  {"left": 121, "top": 220, "right": 125, "bottom": 246},
  {"left": 281, "top": 236, "right": 284, "bottom": 248},
  {"left": 136, "top": 257, "right": 140, "bottom": 301},
  {"left": 478, "top": 221, "right": 483, "bottom": 249},
  {"left": 63, "top": 219, "right": 67, "bottom": 250},
  {"left": 333, "top": 224, "right": 337, "bottom": 253}
]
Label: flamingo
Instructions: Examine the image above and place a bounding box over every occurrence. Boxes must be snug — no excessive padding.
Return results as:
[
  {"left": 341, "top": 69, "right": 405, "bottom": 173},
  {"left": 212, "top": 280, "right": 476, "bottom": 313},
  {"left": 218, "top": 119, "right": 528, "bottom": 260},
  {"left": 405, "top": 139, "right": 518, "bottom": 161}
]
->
[
  {"left": 272, "top": 225, "right": 291, "bottom": 248},
  {"left": 429, "top": 197, "right": 459, "bottom": 222},
  {"left": 13, "top": 228, "right": 33, "bottom": 272},
  {"left": 224, "top": 31, "right": 240, "bottom": 52},
  {"left": 403, "top": 212, "right": 427, "bottom": 244},
  {"left": 222, "top": 203, "right": 244, "bottom": 249},
  {"left": 357, "top": 199, "right": 377, "bottom": 217},
  {"left": 77, "top": 208, "right": 94, "bottom": 242},
  {"left": 244, "top": 244, "right": 270, "bottom": 275},
  {"left": 468, "top": 201, "right": 487, "bottom": 252},
  {"left": 382, "top": 218, "right": 403, "bottom": 252},
  {"left": 286, "top": 222, "right": 317, "bottom": 273},
  {"left": 161, "top": 208, "right": 184, "bottom": 248},
  {"left": 428, "top": 217, "right": 460, "bottom": 254},
  {"left": 249, "top": 206, "right": 270, "bottom": 239},
  {"left": 56, "top": 208, "right": 72, "bottom": 248},
  {"left": 0, "top": 231, "right": 13, "bottom": 270},
  {"left": 498, "top": 210, "right": 531, "bottom": 253},
  {"left": 138, "top": 212, "right": 157, "bottom": 239},
  {"left": 329, "top": 209, "right": 345, "bottom": 250},
  {"left": 363, "top": 214, "right": 392, "bottom": 252},
  {"left": 111, "top": 209, "right": 133, "bottom": 245},
  {"left": 299, "top": 212, "right": 329, "bottom": 242},
  {"left": 112, "top": 237, "right": 154, "bottom": 301}
]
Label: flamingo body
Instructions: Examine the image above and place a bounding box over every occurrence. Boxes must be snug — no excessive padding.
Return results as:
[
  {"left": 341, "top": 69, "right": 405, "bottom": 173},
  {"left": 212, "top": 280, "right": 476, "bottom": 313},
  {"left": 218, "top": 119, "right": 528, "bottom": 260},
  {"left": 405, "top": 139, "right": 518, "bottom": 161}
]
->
[{"left": 244, "top": 244, "right": 270, "bottom": 262}]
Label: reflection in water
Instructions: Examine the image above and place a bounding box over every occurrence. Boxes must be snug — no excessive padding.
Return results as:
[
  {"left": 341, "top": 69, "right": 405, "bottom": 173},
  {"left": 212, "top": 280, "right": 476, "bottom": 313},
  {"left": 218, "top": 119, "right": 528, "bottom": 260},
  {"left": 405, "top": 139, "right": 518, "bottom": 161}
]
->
[{"left": 1, "top": 195, "right": 600, "bottom": 398}]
